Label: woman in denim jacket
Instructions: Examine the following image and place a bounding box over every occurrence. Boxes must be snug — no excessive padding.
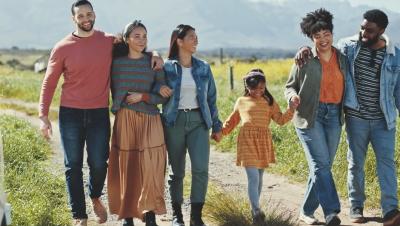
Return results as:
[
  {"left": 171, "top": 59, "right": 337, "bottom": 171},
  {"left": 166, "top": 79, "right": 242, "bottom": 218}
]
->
[{"left": 161, "top": 24, "right": 222, "bottom": 226}]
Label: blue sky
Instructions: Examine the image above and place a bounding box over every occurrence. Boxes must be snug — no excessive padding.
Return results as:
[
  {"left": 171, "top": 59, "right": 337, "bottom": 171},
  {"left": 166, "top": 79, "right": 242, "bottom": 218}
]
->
[
  {"left": 251, "top": 0, "right": 400, "bottom": 13},
  {"left": 348, "top": 0, "right": 400, "bottom": 13}
]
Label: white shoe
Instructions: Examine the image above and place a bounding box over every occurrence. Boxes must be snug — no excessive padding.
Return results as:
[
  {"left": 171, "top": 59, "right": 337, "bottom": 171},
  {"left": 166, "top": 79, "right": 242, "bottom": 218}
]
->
[
  {"left": 299, "top": 212, "right": 319, "bottom": 225},
  {"left": 73, "top": 218, "right": 88, "bottom": 226}
]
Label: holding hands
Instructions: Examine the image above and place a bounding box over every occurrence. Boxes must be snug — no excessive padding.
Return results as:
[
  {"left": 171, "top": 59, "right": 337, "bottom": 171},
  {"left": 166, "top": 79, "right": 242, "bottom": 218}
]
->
[
  {"left": 211, "top": 131, "right": 223, "bottom": 143},
  {"left": 289, "top": 95, "right": 300, "bottom": 110}
]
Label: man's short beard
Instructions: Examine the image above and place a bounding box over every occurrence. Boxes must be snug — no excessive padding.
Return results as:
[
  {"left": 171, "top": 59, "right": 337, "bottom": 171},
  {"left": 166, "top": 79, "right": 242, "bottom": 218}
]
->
[
  {"left": 359, "top": 32, "right": 380, "bottom": 47},
  {"left": 78, "top": 20, "right": 95, "bottom": 32}
]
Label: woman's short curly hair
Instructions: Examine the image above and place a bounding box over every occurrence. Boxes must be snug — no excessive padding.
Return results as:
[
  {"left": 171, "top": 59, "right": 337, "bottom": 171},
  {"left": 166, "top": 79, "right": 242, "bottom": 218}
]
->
[{"left": 300, "top": 8, "right": 334, "bottom": 39}]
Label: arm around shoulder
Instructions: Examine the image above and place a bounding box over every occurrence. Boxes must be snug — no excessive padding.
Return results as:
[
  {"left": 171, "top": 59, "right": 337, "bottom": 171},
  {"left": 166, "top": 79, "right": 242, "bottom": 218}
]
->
[{"left": 284, "top": 63, "right": 301, "bottom": 104}]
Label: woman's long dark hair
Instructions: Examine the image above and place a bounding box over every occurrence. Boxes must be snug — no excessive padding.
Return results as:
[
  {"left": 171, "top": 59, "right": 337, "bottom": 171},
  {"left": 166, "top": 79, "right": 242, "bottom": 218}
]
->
[
  {"left": 167, "top": 24, "right": 195, "bottom": 60},
  {"left": 243, "top": 68, "right": 274, "bottom": 106},
  {"left": 112, "top": 20, "right": 147, "bottom": 58}
]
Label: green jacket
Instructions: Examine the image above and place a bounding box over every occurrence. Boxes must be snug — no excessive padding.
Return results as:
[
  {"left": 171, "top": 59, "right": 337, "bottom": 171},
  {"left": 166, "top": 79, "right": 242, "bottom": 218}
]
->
[{"left": 285, "top": 47, "right": 348, "bottom": 129}]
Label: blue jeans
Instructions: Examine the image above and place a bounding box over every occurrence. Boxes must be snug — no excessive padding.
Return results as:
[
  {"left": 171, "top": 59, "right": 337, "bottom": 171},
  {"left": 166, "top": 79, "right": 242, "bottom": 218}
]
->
[
  {"left": 296, "top": 103, "right": 341, "bottom": 217},
  {"left": 245, "top": 167, "right": 264, "bottom": 214},
  {"left": 345, "top": 116, "right": 398, "bottom": 216},
  {"left": 59, "top": 106, "right": 110, "bottom": 219}
]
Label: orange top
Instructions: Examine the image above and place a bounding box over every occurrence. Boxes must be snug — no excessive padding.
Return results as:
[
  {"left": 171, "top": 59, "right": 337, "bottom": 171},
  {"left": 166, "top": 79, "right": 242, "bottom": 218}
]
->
[{"left": 318, "top": 48, "right": 344, "bottom": 104}]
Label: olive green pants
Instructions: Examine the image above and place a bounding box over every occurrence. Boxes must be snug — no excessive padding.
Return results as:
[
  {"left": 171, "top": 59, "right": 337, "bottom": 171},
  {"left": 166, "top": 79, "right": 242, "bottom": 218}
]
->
[{"left": 164, "top": 110, "right": 210, "bottom": 204}]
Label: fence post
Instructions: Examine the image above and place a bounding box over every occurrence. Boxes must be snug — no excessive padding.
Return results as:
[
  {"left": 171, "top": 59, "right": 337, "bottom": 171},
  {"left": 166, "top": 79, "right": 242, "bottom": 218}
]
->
[
  {"left": 229, "top": 65, "right": 234, "bottom": 90},
  {"left": 219, "top": 48, "right": 224, "bottom": 64}
]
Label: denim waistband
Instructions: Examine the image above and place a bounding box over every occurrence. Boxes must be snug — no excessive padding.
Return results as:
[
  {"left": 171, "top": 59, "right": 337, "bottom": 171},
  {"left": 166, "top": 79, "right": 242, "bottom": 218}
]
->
[{"left": 319, "top": 102, "right": 340, "bottom": 106}]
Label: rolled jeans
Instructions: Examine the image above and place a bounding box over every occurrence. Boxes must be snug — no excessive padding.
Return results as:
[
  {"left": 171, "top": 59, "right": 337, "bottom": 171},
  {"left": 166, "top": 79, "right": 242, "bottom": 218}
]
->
[
  {"left": 59, "top": 106, "right": 110, "bottom": 219},
  {"left": 164, "top": 110, "right": 210, "bottom": 204},
  {"left": 245, "top": 167, "right": 264, "bottom": 214},
  {"left": 345, "top": 116, "right": 398, "bottom": 216},
  {"left": 296, "top": 103, "right": 341, "bottom": 217}
]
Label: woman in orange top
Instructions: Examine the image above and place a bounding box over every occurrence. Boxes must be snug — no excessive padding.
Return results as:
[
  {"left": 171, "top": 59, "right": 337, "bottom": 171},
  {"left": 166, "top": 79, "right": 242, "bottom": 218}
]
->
[
  {"left": 285, "top": 9, "right": 347, "bottom": 226},
  {"left": 220, "top": 69, "right": 297, "bottom": 224}
]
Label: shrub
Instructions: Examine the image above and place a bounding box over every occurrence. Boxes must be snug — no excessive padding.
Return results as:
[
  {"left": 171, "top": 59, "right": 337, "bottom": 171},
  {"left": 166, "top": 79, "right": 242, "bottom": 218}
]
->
[{"left": 204, "top": 186, "right": 298, "bottom": 226}]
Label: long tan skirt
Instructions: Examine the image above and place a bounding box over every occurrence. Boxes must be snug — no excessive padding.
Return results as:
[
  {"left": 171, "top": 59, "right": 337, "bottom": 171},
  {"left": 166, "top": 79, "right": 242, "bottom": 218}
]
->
[{"left": 107, "top": 108, "right": 167, "bottom": 220}]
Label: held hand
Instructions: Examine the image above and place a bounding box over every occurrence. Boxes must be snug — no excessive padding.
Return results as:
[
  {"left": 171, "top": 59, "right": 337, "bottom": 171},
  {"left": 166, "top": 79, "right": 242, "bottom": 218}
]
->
[
  {"left": 159, "top": 85, "right": 173, "bottom": 98},
  {"left": 211, "top": 132, "right": 223, "bottom": 143},
  {"left": 151, "top": 53, "right": 164, "bottom": 71},
  {"left": 294, "top": 46, "right": 312, "bottom": 68},
  {"left": 39, "top": 116, "right": 52, "bottom": 140},
  {"left": 126, "top": 92, "right": 143, "bottom": 104},
  {"left": 289, "top": 95, "right": 301, "bottom": 110}
]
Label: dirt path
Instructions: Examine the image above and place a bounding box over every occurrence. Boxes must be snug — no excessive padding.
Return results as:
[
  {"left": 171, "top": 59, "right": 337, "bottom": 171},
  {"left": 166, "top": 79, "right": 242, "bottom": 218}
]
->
[{"left": 0, "top": 98, "right": 383, "bottom": 226}]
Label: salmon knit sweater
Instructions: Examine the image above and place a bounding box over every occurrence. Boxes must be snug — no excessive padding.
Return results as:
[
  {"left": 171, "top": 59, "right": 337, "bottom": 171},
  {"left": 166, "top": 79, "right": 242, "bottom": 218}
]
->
[{"left": 39, "top": 30, "right": 114, "bottom": 116}]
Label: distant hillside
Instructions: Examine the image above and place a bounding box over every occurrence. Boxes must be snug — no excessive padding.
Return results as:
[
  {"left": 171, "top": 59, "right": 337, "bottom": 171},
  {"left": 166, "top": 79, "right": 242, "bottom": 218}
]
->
[{"left": 1, "top": 0, "right": 399, "bottom": 49}]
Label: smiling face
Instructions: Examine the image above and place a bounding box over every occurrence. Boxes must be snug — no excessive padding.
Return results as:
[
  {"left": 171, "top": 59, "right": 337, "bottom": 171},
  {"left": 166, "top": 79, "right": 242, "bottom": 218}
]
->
[
  {"left": 247, "top": 81, "right": 265, "bottom": 99},
  {"left": 177, "top": 29, "right": 198, "bottom": 55},
  {"left": 126, "top": 26, "right": 147, "bottom": 54},
  {"left": 72, "top": 4, "right": 95, "bottom": 33},
  {"left": 359, "top": 19, "right": 384, "bottom": 47},
  {"left": 312, "top": 29, "right": 333, "bottom": 53}
]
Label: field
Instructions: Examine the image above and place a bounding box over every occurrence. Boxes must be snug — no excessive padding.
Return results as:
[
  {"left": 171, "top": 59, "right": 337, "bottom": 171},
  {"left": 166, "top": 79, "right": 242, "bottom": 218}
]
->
[
  {"left": 211, "top": 59, "right": 398, "bottom": 210},
  {"left": 0, "top": 55, "right": 398, "bottom": 223}
]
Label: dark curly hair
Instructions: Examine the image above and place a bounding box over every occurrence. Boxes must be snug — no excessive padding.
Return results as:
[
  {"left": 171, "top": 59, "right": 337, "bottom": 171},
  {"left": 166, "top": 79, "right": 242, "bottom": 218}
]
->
[
  {"left": 300, "top": 8, "right": 333, "bottom": 39},
  {"left": 363, "top": 9, "right": 388, "bottom": 29}
]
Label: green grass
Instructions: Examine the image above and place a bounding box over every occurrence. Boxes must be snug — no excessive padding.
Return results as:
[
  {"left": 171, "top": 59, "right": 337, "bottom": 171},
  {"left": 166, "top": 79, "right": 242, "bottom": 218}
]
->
[
  {"left": 0, "top": 65, "right": 61, "bottom": 105},
  {"left": 204, "top": 186, "right": 298, "bottom": 226},
  {"left": 0, "top": 115, "right": 70, "bottom": 225},
  {"left": 0, "top": 103, "right": 59, "bottom": 121}
]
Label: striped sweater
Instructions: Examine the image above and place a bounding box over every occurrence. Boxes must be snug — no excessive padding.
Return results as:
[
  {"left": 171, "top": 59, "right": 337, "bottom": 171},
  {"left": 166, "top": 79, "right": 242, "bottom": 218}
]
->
[{"left": 111, "top": 55, "right": 167, "bottom": 115}]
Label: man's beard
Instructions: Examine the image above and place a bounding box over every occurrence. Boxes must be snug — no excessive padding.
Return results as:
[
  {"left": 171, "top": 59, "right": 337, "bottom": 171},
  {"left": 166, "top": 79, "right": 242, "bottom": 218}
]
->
[
  {"left": 359, "top": 32, "right": 380, "bottom": 47},
  {"left": 78, "top": 20, "right": 95, "bottom": 32}
]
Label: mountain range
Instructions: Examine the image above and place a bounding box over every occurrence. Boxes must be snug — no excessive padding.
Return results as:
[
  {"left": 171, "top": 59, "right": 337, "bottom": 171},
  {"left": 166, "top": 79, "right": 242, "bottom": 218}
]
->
[{"left": 1, "top": 0, "right": 400, "bottom": 50}]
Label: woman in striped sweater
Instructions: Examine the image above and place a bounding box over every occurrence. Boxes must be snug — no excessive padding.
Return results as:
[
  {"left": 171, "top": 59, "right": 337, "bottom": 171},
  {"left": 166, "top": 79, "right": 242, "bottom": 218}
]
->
[{"left": 107, "top": 21, "right": 172, "bottom": 226}]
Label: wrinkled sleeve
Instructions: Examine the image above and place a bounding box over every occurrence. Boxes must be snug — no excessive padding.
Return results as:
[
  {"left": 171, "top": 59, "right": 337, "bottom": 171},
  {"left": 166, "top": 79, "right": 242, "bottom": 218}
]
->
[
  {"left": 39, "top": 47, "right": 64, "bottom": 117},
  {"left": 207, "top": 65, "right": 223, "bottom": 133},
  {"left": 110, "top": 63, "right": 128, "bottom": 114},
  {"left": 394, "top": 69, "right": 400, "bottom": 115},
  {"left": 284, "top": 63, "right": 300, "bottom": 104},
  {"left": 222, "top": 100, "right": 241, "bottom": 135},
  {"left": 271, "top": 101, "right": 294, "bottom": 126},
  {"left": 142, "top": 70, "right": 168, "bottom": 105}
]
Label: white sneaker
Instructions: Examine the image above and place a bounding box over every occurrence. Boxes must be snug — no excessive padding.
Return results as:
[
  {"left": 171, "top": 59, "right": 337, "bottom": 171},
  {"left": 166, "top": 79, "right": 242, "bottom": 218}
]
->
[
  {"left": 299, "top": 212, "right": 319, "bottom": 225},
  {"left": 73, "top": 218, "right": 87, "bottom": 226}
]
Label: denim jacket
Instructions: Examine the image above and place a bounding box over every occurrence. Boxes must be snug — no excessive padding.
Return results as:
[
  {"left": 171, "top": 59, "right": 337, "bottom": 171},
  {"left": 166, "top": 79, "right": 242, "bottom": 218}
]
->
[
  {"left": 162, "top": 56, "right": 222, "bottom": 133},
  {"left": 337, "top": 34, "right": 400, "bottom": 129}
]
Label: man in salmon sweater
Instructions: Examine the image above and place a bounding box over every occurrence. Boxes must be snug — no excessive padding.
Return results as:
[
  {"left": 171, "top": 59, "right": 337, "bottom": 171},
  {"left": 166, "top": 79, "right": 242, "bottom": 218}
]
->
[{"left": 38, "top": 1, "right": 162, "bottom": 225}]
